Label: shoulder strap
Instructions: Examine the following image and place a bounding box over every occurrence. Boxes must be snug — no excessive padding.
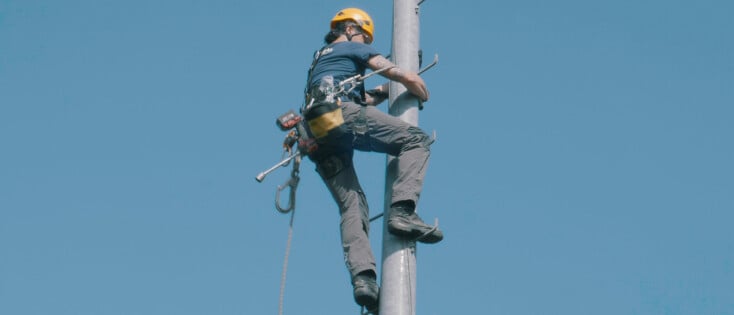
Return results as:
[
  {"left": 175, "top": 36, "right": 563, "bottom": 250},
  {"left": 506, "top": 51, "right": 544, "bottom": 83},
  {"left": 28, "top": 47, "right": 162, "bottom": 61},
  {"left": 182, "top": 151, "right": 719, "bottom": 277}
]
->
[{"left": 303, "top": 45, "right": 331, "bottom": 105}]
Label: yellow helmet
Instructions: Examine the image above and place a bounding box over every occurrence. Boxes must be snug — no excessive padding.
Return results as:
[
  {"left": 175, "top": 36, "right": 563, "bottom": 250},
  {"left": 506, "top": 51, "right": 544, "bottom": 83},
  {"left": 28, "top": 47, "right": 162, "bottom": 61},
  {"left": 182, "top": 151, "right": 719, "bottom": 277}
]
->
[{"left": 331, "top": 8, "right": 374, "bottom": 44}]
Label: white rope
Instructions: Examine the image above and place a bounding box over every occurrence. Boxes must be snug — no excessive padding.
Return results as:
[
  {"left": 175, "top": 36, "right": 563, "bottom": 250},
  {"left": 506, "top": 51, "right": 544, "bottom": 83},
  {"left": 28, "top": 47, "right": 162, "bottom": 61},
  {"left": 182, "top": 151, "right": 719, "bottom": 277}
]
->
[{"left": 278, "top": 210, "right": 296, "bottom": 315}]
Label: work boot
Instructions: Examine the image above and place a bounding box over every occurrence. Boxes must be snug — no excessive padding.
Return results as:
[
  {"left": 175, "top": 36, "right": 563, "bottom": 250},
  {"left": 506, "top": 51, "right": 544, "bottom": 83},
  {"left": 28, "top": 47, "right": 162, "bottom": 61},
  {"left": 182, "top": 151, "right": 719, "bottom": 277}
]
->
[
  {"left": 352, "top": 272, "right": 379, "bottom": 313},
  {"left": 387, "top": 203, "right": 443, "bottom": 244}
]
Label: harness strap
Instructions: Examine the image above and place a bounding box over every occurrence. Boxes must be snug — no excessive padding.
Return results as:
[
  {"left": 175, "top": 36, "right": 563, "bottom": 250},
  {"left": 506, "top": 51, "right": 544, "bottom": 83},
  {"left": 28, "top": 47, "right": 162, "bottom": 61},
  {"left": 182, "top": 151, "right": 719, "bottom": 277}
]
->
[
  {"left": 352, "top": 105, "right": 369, "bottom": 148},
  {"left": 303, "top": 45, "right": 332, "bottom": 107}
]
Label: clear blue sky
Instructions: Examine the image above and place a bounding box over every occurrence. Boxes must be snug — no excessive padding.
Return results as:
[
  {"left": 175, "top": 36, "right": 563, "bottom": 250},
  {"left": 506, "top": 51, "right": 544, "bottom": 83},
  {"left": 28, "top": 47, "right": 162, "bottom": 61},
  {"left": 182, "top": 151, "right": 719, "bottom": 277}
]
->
[{"left": 1, "top": 1, "right": 732, "bottom": 314}]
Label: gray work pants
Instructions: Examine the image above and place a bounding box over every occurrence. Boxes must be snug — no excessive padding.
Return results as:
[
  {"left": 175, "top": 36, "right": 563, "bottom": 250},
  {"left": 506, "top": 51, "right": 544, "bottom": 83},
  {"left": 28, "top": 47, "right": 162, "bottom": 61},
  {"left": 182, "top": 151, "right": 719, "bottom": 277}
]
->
[{"left": 312, "top": 102, "right": 432, "bottom": 279}]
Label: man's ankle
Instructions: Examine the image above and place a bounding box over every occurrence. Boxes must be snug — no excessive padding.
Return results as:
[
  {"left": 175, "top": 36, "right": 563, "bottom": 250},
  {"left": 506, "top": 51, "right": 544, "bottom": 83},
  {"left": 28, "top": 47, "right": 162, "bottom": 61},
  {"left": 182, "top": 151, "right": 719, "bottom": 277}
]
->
[
  {"left": 391, "top": 200, "right": 415, "bottom": 212},
  {"left": 355, "top": 270, "right": 376, "bottom": 280}
]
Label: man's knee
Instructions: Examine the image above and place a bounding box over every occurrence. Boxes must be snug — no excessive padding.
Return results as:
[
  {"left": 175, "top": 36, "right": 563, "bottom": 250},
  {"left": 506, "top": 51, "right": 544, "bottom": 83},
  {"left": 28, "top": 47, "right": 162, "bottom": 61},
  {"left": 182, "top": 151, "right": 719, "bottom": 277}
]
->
[{"left": 405, "top": 126, "right": 433, "bottom": 151}]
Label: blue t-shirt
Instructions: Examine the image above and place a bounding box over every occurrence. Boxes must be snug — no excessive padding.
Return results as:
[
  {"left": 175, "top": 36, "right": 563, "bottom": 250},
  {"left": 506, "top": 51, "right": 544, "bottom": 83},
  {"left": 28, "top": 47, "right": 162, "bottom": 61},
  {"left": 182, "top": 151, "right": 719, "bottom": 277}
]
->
[{"left": 308, "top": 41, "right": 381, "bottom": 102}]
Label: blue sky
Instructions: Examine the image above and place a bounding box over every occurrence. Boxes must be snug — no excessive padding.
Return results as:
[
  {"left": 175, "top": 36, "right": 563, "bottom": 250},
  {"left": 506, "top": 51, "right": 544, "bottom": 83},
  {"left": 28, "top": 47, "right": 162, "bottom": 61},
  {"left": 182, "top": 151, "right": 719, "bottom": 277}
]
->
[{"left": 1, "top": 0, "right": 732, "bottom": 314}]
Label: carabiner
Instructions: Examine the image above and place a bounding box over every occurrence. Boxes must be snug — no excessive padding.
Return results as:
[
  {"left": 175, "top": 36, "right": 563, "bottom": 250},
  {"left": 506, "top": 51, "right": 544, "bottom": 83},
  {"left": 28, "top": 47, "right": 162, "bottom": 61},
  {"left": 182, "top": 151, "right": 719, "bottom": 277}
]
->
[
  {"left": 275, "top": 156, "right": 301, "bottom": 214},
  {"left": 275, "top": 174, "right": 299, "bottom": 214}
]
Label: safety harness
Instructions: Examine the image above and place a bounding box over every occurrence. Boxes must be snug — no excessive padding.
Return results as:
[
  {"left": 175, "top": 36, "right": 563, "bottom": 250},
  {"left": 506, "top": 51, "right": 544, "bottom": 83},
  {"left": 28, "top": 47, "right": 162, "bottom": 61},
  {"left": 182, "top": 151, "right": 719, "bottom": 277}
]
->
[
  {"left": 301, "top": 43, "right": 381, "bottom": 145},
  {"left": 301, "top": 45, "right": 350, "bottom": 142}
]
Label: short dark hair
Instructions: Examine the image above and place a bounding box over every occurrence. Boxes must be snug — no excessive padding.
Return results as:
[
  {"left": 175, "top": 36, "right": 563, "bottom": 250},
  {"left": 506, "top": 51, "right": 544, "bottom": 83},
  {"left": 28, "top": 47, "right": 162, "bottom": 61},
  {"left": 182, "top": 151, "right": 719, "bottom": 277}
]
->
[
  {"left": 324, "top": 20, "right": 361, "bottom": 44},
  {"left": 324, "top": 29, "right": 340, "bottom": 44}
]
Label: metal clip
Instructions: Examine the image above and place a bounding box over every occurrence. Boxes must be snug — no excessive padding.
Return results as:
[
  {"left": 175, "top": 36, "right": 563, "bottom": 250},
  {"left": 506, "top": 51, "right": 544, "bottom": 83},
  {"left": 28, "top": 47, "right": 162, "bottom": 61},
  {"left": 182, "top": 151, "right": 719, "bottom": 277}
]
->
[{"left": 275, "top": 157, "right": 301, "bottom": 214}]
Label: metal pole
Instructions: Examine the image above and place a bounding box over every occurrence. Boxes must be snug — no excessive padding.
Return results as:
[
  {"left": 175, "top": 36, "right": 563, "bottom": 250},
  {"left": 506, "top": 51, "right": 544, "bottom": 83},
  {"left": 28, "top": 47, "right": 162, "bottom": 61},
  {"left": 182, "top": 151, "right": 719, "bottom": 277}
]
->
[{"left": 380, "top": 0, "right": 421, "bottom": 314}]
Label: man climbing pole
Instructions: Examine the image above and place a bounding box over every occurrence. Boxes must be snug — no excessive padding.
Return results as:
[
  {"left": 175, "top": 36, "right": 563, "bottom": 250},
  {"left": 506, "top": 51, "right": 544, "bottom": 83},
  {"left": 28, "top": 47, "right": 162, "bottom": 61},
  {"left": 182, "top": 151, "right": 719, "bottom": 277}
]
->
[{"left": 302, "top": 8, "right": 443, "bottom": 313}]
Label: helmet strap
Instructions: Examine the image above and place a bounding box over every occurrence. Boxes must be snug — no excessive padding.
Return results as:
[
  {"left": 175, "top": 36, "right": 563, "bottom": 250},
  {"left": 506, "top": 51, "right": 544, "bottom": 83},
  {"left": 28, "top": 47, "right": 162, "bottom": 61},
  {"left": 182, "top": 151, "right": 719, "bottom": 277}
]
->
[
  {"left": 345, "top": 30, "right": 366, "bottom": 43},
  {"left": 343, "top": 23, "right": 364, "bottom": 43}
]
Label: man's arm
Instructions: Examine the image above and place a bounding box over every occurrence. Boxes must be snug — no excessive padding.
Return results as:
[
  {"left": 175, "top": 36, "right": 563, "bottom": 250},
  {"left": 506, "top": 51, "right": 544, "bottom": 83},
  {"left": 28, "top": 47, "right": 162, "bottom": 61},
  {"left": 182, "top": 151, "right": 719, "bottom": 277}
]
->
[{"left": 367, "top": 55, "right": 429, "bottom": 102}]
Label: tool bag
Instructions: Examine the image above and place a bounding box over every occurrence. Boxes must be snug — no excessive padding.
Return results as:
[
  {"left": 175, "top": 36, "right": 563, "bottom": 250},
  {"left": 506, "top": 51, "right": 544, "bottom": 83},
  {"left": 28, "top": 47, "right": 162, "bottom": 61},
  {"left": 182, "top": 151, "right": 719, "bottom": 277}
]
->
[{"left": 303, "top": 99, "right": 346, "bottom": 140}]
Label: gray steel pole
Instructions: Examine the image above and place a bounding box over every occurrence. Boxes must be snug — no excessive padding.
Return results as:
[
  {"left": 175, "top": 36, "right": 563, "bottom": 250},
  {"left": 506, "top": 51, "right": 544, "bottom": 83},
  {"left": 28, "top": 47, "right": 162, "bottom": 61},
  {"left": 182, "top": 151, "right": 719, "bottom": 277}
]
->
[{"left": 380, "top": 0, "right": 422, "bottom": 314}]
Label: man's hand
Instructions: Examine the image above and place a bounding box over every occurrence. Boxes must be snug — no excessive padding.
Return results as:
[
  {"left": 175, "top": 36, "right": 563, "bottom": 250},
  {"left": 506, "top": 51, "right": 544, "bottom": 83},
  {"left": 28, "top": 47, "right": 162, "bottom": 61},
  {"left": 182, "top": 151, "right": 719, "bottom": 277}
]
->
[
  {"left": 368, "top": 55, "right": 430, "bottom": 102},
  {"left": 365, "top": 83, "right": 389, "bottom": 106}
]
